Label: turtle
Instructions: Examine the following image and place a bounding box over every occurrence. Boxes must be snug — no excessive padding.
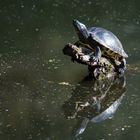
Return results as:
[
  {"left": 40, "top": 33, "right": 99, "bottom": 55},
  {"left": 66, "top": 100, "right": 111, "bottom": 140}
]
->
[
  {"left": 63, "top": 74, "right": 126, "bottom": 137},
  {"left": 72, "top": 19, "right": 128, "bottom": 74}
]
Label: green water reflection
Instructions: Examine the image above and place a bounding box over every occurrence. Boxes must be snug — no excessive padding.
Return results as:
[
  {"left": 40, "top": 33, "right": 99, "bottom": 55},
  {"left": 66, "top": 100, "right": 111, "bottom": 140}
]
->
[{"left": 0, "top": 0, "right": 140, "bottom": 140}]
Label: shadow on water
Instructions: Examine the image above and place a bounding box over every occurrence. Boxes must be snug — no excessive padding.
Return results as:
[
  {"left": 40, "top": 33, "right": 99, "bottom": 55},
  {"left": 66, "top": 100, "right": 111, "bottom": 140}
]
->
[{"left": 62, "top": 75, "right": 126, "bottom": 138}]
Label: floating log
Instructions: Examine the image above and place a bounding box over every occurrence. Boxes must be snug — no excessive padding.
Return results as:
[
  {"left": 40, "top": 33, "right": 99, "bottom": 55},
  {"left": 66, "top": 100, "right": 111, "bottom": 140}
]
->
[{"left": 63, "top": 43, "right": 117, "bottom": 79}]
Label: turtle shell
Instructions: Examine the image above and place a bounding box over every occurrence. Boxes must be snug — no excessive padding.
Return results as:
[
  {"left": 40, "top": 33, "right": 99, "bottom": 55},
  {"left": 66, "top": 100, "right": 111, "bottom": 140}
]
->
[{"left": 88, "top": 27, "right": 128, "bottom": 58}]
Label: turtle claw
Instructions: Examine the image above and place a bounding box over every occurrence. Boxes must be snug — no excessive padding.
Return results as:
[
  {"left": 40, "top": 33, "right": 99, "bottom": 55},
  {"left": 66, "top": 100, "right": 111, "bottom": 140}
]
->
[
  {"left": 88, "top": 56, "right": 99, "bottom": 66},
  {"left": 90, "top": 56, "right": 99, "bottom": 63}
]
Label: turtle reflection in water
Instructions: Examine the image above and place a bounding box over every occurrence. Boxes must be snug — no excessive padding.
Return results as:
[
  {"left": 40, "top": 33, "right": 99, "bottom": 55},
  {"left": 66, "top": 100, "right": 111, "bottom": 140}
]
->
[{"left": 62, "top": 75, "right": 126, "bottom": 137}]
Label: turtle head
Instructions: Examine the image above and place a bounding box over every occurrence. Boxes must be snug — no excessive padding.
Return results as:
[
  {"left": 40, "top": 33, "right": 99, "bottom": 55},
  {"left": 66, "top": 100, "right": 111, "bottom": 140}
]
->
[{"left": 73, "top": 19, "right": 89, "bottom": 41}]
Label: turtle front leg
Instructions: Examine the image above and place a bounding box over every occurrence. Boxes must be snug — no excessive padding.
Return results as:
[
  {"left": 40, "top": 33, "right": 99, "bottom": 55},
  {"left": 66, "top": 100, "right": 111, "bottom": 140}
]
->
[
  {"left": 117, "top": 58, "right": 126, "bottom": 74},
  {"left": 79, "top": 46, "right": 101, "bottom": 64},
  {"left": 88, "top": 34, "right": 102, "bottom": 62},
  {"left": 90, "top": 46, "right": 102, "bottom": 62},
  {"left": 74, "top": 38, "right": 102, "bottom": 63}
]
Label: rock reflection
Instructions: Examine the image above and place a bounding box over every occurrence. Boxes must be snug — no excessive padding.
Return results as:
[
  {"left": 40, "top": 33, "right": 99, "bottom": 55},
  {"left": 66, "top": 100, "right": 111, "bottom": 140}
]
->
[{"left": 62, "top": 75, "right": 126, "bottom": 137}]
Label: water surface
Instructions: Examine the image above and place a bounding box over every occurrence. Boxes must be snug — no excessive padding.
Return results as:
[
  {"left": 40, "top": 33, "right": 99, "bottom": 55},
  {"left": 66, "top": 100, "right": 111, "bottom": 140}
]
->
[{"left": 0, "top": 0, "right": 140, "bottom": 140}]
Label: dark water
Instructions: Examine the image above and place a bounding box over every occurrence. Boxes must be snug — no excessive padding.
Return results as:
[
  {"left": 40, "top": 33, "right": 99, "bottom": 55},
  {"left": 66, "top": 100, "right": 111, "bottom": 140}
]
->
[{"left": 0, "top": 0, "right": 140, "bottom": 140}]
